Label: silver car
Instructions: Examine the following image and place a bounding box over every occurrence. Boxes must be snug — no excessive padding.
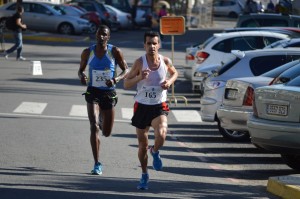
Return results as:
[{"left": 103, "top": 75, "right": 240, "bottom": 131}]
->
[
  {"left": 0, "top": 1, "right": 91, "bottom": 35},
  {"left": 199, "top": 49, "right": 300, "bottom": 139},
  {"left": 247, "top": 76, "right": 300, "bottom": 171},
  {"left": 217, "top": 59, "right": 300, "bottom": 141}
]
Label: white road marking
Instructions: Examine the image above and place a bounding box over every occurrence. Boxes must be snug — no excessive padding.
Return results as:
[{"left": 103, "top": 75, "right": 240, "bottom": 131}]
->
[
  {"left": 69, "top": 105, "right": 87, "bottom": 117},
  {"left": 121, "top": 108, "right": 133, "bottom": 119},
  {"left": 172, "top": 110, "right": 202, "bottom": 122},
  {"left": 13, "top": 102, "right": 47, "bottom": 114}
]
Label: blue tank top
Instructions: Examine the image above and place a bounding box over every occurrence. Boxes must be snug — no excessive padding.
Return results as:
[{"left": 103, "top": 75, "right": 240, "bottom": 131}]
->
[{"left": 87, "top": 44, "right": 116, "bottom": 90}]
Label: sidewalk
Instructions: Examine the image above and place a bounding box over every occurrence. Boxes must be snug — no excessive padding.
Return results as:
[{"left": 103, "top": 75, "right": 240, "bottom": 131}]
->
[{"left": 267, "top": 175, "right": 300, "bottom": 199}]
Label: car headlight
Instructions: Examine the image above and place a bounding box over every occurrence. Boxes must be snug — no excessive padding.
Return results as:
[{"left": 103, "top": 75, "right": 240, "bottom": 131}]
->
[
  {"left": 205, "top": 80, "right": 226, "bottom": 90},
  {"left": 194, "top": 71, "right": 208, "bottom": 77}
]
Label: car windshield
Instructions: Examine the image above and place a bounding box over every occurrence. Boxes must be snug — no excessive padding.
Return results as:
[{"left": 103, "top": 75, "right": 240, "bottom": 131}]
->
[{"left": 285, "top": 75, "right": 300, "bottom": 87}]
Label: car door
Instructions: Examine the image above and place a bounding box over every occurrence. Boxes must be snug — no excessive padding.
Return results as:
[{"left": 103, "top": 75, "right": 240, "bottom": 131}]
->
[{"left": 28, "top": 3, "right": 59, "bottom": 32}]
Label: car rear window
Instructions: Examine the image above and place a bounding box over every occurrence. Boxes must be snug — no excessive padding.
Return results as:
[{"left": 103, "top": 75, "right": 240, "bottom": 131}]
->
[{"left": 250, "top": 55, "right": 300, "bottom": 76}]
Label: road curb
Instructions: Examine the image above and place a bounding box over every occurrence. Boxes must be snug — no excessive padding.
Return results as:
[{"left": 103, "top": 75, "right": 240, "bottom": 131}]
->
[{"left": 267, "top": 175, "right": 300, "bottom": 199}]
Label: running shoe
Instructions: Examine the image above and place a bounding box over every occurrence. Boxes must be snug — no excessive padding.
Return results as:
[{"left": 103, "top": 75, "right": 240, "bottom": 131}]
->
[
  {"left": 150, "top": 146, "right": 163, "bottom": 171},
  {"left": 137, "top": 173, "right": 149, "bottom": 190},
  {"left": 16, "top": 56, "right": 26, "bottom": 61},
  {"left": 91, "top": 162, "right": 102, "bottom": 175},
  {"left": 99, "top": 111, "right": 103, "bottom": 131}
]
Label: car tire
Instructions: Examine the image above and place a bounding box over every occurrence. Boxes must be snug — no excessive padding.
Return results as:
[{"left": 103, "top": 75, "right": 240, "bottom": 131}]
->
[
  {"left": 58, "top": 23, "right": 74, "bottom": 35},
  {"left": 281, "top": 154, "right": 300, "bottom": 171},
  {"left": 217, "top": 119, "right": 250, "bottom": 142},
  {"left": 89, "top": 22, "right": 98, "bottom": 34}
]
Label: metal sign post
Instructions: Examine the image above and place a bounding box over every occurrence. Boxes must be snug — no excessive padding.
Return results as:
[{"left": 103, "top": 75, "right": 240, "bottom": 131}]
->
[{"left": 160, "top": 16, "right": 187, "bottom": 106}]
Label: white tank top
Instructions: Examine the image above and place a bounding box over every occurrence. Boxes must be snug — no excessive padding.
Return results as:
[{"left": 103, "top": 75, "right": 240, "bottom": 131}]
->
[{"left": 134, "top": 54, "right": 168, "bottom": 105}]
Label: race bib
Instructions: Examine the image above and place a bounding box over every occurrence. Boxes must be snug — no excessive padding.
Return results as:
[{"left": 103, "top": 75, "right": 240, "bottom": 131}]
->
[
  {"left": 139, "top": 86, "right": 163, "bottom": 104},
  {"left": 92, "top": 70, "right": 111, "bottom": 87}
]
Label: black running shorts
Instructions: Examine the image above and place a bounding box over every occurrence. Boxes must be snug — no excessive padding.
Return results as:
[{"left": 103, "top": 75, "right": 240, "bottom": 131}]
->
[
  {"left": 131, "top": 102, "right": 169, "bottom": 129},
  {"left": 84, "top": 86, "right": 118, "bottom": 110}
]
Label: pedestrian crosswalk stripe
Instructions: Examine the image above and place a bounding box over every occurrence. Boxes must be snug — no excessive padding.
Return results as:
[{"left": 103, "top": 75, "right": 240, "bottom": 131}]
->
[
  {"left": 172, "top": 110, "right": 202, "bottom": 122},
  {"left": 69, "top": 105, "right": 87, "bottom": 117},
  {"left": 121, "top": 108, "right": 133, "bottom": 119},
  {"left": 13, "top": 102, "right": 47, "bottom": 114}
]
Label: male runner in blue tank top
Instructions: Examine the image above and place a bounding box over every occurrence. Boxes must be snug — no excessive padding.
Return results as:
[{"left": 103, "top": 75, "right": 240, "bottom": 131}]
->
[
  {"left": 78, "top": 25, "right": 128, "bottom": 175},
  {"left": 124, "top": 31, "right": 178, "bottom": 190}
]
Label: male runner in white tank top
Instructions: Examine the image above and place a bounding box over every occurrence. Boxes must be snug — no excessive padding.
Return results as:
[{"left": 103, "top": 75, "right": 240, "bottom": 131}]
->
[{"left": 124, "top": 31, "right": 178, "bottom": 190}]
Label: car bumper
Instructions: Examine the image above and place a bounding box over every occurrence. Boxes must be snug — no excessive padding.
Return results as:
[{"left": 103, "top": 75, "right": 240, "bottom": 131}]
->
[
  {"left": 200, "top": 96, "right": 221, "bottom": 122},
  {"left": 248, "top": 115, "right": 300, "bottom": 154},
  {"left": 217, "top": 106, "right": 252, "bottom": 132}
]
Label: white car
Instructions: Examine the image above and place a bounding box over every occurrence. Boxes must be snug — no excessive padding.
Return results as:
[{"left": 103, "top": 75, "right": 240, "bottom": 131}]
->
[
  {"left": 199, "top": 49, "right": 300, "bottom": 137},
  {"left": 247, "top": 76, "right": 300, "bottom": 171},
  {"left": 217, "top": 59, "right": 300, "bottom": 141},
  {"left": 0, "top": 1, "right": 91, "bottom": 35},
  {"left": 213, "top": 0, "right": 245, "bottom": 18},
  {"left": 104, "top": 4, "right": 132, "bottom": 29},
  {"left": 184, "top": 31, "right": 290, "bottom": 92}
]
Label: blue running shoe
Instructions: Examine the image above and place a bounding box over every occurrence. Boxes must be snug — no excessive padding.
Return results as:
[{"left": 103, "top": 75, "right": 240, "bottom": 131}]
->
[
  {"left": 91, "top": 162, "right": 102, "bottom": 175},
  {"left": 150, "top": 146, "right": 163, "bottom": 171},
  {"left": 137, "top": 173, "right": 149, "bottom": 190}
]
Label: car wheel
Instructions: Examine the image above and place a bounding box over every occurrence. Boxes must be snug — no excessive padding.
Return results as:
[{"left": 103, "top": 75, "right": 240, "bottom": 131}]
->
[
  {"left": 58, "top": 23, "right": 74, "bottom": 35},
  {"left": 217, "top": 120, "right": 250, "bottom": 142},
  {"left": 281, "top": 154, "right": 300, "bottom": 171},
  {"left": 89, "top": 22, "right": 97, "bottom": 34}
]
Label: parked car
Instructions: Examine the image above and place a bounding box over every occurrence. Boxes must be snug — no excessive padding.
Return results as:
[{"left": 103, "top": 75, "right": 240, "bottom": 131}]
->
[
  {"left": 217, "top": 59, "right": 300, "bottom": 141},
  {"left": 264, "top": 38, "right": 300, "bottom": 49},
  {"left": 0, "top": 1, "right": 91, "bottom": 35},
  {"left": 224, "top": 27, "right": 300, "bottom": 38},
  {"left": 247, "top": 75, "right": 300, "bottom": 171},
  {"left": 104, "top": 4, "right": 132, "bottom": 29},
  {"left": 236, "top": 13, "right": 300, "bottom": 28},
  {"left": 199, "top": 48, "right": 300, "bottom": 138},
  {"left": 213, "top": 0, "right": 245, "bottom": 18},
  {"left": 184, "top": 31, "right": 290, "bottom": 92},
  {"left": 135, "top": 6, "right": 153, "bottom": 28},
  {"left": 66, "top": 0, "right": 120, "bottom": 31},
  {"left": 52, "top": 4, "right": 101, "bottom": 34}
]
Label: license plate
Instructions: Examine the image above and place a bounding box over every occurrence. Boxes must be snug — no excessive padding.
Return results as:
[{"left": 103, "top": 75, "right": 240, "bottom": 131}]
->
[
  {"left": 267, "top": 104, "right": 288, "bottom": 116},
  {"left": 226, "top": 89, "right": 237, "bottom": 99}
]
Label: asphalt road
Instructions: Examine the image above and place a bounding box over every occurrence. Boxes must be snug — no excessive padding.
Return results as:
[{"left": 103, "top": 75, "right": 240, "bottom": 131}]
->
[{"left": 0, "top": 27, "right": 296, "bottom": 199}]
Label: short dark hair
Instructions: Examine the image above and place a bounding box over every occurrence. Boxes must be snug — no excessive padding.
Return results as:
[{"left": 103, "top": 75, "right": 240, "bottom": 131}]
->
[
  {"left": 144, "top": 31, "right": 160, "bottom": 43},
  {"left": 16, "top": 5, "right": 24, "bottom": 13},
  {"left": 97, "top": 25, "right": 110, "bottom": 34}
]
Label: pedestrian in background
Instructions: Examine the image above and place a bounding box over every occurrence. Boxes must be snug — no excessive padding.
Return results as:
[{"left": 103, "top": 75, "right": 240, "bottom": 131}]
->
[
  {"left": 266, "top": 0, "right": 275, "bottom": 12},
  {"left": 3, "top": 5, "right": 27, "bottom": 61},
  {"left": 124, "top": 31, "right": 178, "bottom": 190},
  {"left": 78, "top": 25, "right": 128, "bottom": 175},
  {"left": 243, "top": 0, "right": 258, "bottom": 14},
  {"left": 157, "top": 5, "right": 168, "bottom": 41}
]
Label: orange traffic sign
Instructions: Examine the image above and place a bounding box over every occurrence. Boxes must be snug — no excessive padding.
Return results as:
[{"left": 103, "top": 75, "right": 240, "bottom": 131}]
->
[{"left": 160, "top": 16, "right": 185, "bottom": 35}]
